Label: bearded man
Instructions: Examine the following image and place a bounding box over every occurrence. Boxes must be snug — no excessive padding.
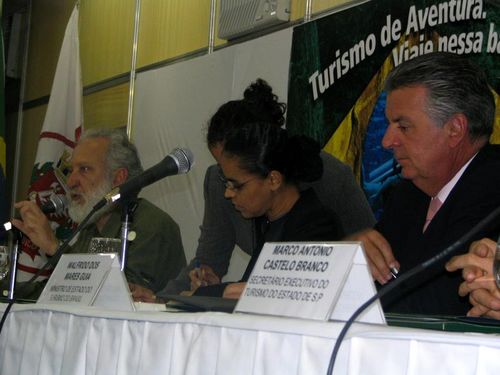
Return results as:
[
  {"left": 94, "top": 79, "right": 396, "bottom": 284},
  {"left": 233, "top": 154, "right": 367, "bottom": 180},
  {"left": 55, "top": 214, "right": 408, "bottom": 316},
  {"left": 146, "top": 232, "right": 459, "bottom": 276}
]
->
[{"left": 12, "top": 128, "right": 186, "bottom": 295}]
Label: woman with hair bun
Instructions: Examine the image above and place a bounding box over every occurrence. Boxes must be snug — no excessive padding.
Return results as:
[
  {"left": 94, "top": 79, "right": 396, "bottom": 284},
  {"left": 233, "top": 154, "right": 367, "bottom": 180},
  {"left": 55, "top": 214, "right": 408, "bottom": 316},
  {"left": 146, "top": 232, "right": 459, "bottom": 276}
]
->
[
  {"left": 195, "top": 121, "right": 343, "bottom": 298},
  {"left": 130, "top": 79, "right": 374, "bottom": 303}
]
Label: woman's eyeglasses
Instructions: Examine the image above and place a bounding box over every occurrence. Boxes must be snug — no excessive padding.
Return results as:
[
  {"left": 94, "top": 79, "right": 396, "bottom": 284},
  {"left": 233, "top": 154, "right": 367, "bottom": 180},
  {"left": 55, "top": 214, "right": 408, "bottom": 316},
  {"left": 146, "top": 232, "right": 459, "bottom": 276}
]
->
[{"left": 218, "top": 171, "right": 259, "bottom": 192}]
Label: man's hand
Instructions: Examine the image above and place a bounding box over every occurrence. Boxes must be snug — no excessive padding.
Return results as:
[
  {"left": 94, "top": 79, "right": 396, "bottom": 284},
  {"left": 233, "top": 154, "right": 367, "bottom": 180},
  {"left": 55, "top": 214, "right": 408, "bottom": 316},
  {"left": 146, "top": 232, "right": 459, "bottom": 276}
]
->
[
  {"left": 446, "top": 238, "right": 495, "bottom": 283},
  {"left": 446, "top": 238, "right": 500, "bottom": 318},
  {"left": 189, "top": 263, "right": 220, "bottom": 291},
  {"left": 468, "top": 288, "right": 500, "bottom": 319},
  {"left": 347, "top": 229, "right": 399, "bottom": 285},
  {"left": 11, "top": 200, "right": 59, "bottom": 255},
  {"left": 129, "top": 283, "right": 160, "bottom": 303},
  {"left": 223, "top": 282, "right": 246, "bottom": 299}
]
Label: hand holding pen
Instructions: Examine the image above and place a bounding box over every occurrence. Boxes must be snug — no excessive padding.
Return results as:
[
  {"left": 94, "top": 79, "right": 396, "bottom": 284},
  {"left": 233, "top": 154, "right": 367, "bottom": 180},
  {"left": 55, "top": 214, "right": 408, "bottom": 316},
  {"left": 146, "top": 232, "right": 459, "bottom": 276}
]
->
[
  {"left": 346, "top": 228, "right": 400, "bottom": 285},
  {"left": 188, "top": 260, "right": 221, "bottom": 291}
]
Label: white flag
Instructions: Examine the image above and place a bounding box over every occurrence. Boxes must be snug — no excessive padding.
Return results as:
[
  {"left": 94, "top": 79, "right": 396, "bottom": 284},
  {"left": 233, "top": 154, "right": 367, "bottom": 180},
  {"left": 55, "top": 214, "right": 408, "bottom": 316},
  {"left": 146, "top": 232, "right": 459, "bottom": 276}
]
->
[{"left": 18, "top": 5, "right": 83, "bottom": 282}]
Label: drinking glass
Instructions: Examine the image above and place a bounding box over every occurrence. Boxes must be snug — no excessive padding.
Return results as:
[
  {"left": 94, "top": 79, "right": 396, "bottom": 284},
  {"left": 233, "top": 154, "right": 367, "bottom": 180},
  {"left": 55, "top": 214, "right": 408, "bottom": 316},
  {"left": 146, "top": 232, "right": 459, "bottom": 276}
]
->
[
  {"left": 88, "top": 237, "right": 122, "bottom": 254},
  {"left": 0, "top": 246, "right": 10, "bottom": 280},
  {"left": 494, "top": 235, "right": 500, "bottom": 289}
]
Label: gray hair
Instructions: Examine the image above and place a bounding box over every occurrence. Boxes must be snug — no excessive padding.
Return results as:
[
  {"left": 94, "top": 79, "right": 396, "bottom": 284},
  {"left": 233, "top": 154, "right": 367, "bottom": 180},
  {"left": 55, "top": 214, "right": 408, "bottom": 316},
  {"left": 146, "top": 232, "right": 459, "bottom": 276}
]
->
[
  {"left": 384, "top": 52, "right": 495, "bottom": 142},
  {"left": 78, "top": 127, "right": 144, "bottom": 180}
]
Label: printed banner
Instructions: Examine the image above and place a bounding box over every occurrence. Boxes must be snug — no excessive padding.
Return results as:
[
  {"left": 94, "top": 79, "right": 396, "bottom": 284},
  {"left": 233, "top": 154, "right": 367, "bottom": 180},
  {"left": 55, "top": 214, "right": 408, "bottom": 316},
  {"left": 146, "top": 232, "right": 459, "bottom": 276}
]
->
[{"left": 287, "top": 0, "right": 500, "bottom": 217}]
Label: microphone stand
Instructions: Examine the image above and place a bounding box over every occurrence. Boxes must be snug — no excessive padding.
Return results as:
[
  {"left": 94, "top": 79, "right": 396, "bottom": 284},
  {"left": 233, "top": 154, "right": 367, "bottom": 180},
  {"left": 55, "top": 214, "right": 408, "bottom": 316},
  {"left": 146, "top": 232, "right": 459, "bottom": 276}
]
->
[
  {"left": 1, "top": 192, "right": 137, "bottom": 335},
  {"left": 0, "top": 203, "right": 102, "bottom": 336},
  {"left": 119, "top": 197, "right": 138, "bottom": 272}
]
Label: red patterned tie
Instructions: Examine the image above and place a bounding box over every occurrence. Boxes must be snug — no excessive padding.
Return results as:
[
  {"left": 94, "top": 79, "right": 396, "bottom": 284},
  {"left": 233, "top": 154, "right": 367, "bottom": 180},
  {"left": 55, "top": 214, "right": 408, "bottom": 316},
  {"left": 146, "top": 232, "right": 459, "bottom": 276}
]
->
[{"left": 423, "top": 197, "right": 442, "bottom": 232}]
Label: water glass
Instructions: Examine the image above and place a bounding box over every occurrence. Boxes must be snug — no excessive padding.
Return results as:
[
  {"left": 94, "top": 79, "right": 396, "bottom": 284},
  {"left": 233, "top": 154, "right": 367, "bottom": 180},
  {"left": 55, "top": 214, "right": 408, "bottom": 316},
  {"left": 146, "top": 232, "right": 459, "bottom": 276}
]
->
[
  {"left": 0, "top": 246, "right": 9, "bottom": 280},
  {"left": 88, "top": 237, "right": 122, "bottom": 254},
  {"left": 494, "top": 236, "right": 500, "bottom": 289}
]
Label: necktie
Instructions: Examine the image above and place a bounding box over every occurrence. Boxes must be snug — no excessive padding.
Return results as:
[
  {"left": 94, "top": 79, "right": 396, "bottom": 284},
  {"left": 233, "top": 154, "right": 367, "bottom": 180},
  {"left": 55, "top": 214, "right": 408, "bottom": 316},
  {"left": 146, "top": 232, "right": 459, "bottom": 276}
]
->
[{"left": 423, "top": 197, "right": 442, "bottom": 232}]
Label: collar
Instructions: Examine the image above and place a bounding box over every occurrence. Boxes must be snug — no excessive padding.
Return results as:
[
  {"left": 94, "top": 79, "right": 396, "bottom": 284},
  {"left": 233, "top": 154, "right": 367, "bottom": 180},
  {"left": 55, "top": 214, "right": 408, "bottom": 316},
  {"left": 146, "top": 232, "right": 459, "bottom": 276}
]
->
[{"left": 435, "top": 153, "right": 477, "bottom": 203}]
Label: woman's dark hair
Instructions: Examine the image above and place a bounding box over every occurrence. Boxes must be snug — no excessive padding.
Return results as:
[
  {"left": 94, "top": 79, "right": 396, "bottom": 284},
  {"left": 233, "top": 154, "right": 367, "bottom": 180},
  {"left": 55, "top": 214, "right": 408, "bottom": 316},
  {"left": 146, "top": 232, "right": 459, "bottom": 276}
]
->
[
  {"left": 206, "top": 78, "right": 286, "bottom": 148},
  {"left": 223, "top": 122, "right": 323, "bottom": 185}
]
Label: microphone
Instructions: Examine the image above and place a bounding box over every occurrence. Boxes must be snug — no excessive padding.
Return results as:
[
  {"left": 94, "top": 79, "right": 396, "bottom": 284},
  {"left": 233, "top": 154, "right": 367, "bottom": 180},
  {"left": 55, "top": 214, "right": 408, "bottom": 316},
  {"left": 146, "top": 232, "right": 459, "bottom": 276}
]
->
[
  {"left": 94, "top": 147, "right": 194, "bottom": 209},
  {"left": 40, "top": 194, "right": 68, "bottom": 215},
  {"left": 2, "top": 195, "right": 69, "bottom": 233}
]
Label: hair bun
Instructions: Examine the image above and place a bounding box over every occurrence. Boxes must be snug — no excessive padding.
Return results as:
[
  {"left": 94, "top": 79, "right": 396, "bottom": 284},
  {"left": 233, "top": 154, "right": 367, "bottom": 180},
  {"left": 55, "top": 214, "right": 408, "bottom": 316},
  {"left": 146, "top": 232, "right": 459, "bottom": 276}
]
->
[{"left": 243, "top": 78, "right": 286, "bottom": 126}]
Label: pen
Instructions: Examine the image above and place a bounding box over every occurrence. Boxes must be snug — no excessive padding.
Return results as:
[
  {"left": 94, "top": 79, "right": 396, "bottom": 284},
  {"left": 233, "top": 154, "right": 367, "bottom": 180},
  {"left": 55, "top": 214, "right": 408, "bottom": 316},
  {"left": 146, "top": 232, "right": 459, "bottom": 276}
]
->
[
  {"left": 194, "top": 260, "right": 207, "bottom": 286},
  {"left": 194, "top": 259, "right": 201, "bottom": 276},
  {"left": 390, "top": 266, "right": 399, "bottom": 279}
]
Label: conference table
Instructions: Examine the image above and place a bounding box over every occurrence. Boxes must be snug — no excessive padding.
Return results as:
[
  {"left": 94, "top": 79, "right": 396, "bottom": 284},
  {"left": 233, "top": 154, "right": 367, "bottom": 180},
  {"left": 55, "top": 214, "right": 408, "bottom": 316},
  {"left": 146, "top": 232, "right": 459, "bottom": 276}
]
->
[{"left": 0, "top": 302, "right": 499, "bottom": 375}]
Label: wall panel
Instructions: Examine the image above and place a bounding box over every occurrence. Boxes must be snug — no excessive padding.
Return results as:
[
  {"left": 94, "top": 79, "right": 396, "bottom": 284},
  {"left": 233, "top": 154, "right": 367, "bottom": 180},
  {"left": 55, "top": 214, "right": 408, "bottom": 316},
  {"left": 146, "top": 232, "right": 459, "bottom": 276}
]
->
[
  {"left": 291, "top": 0, "right": 306, "bottom": 20},
  {"left": 24, "top": 0, "right": 76, "bottom": 101},
  {"left": 312, "top": 0, "right": 357, "bottom": 14},
  {"left": 137, "top": 0, "right": 213, "bottom": 68},
  {"left": 79, "top": 0, "right": 135, "bottom": 86},
  {"left": 291, "top": 0, "right": 366, "bottom": 20},
  {"left": 83, "top": 83, "right": 129, "bottom": 129}
]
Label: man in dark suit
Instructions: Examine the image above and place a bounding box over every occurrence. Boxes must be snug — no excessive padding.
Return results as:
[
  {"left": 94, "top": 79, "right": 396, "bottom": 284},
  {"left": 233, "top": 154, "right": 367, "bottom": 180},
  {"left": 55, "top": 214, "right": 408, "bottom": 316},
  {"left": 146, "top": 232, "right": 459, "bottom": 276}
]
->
[{"left": 351, "top": 52, "right": 500, "bottom": 315}]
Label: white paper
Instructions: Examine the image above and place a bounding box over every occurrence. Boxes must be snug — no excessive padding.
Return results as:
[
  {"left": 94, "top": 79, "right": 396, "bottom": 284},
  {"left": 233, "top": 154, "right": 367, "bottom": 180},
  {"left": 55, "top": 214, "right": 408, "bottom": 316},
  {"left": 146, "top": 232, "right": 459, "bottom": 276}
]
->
[
  {"left": 38, "top": 253, "right": 115, "bottom": 306},
  {"left": 236, "top": 242, "right": 358, "bottom": 320}
]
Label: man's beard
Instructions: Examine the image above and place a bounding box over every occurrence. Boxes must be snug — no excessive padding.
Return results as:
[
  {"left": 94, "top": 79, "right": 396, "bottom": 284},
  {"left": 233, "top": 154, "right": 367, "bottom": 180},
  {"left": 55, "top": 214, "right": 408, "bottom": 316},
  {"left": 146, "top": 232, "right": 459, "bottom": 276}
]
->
[{"left": 67, "top": 178, "right": 114, "bottom": 224}]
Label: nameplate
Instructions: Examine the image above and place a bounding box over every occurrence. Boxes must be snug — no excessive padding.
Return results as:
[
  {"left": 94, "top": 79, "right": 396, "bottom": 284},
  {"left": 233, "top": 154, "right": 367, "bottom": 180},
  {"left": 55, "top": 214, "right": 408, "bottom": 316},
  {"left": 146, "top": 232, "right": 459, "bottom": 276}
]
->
[
  {"left": 235, "top": 242, "right": 385, "bottom": 324},
  {"left": 37, "top": 253, "right": 134, "bottom": 311}
]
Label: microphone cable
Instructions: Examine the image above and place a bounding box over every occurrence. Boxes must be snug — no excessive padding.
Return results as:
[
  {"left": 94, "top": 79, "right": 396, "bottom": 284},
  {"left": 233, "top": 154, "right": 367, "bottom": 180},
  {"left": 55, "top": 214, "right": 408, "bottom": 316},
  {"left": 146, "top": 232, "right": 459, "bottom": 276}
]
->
[{"left": 326, "top": 204, "right": 500, "bottom": 375}]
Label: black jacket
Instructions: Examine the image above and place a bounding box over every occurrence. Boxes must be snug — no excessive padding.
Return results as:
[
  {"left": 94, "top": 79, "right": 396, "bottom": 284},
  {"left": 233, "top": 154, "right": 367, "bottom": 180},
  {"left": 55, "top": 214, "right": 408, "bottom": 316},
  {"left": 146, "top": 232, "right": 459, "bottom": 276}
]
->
[
  {"left": 377, "top": 144, "right": 500, "bottom": 315},
  {"left": 196, "top": 189, "right": 342, "bottom": 297}
]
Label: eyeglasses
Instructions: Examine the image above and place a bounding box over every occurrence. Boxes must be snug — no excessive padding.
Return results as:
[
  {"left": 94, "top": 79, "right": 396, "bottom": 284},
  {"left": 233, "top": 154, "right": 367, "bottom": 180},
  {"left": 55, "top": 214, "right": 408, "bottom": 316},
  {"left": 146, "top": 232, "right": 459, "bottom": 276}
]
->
[{"left": 218, "top": 171, "right": 259, "bottom": 192}]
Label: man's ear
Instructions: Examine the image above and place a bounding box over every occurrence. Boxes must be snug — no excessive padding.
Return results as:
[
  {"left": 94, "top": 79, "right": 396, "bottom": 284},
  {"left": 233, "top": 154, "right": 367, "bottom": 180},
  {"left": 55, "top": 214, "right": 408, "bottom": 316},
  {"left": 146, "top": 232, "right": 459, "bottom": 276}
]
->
[
  {"left": 113, "top": 167, "right": 129, "bottom": 187},
  {"left": 445, "top": 113, "right": 468, "bottom": 148},
  {"left": 269, "top": 170, "right": 283, "bottom": 191}
]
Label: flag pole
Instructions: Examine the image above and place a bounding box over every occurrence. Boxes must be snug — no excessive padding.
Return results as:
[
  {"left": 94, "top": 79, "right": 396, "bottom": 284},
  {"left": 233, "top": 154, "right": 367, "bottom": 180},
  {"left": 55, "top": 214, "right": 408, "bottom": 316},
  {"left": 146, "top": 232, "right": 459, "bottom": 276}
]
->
[
  {"left": 7, "top": 0, "right": 32, "bottom": 299},
  {"left": 126, "top": 0, "right": 142, "bottom": 140},
  {"left": 10, "top": 0, "right": 32, "bottom": 217},
  {"left": 208, "top": 0, "right": 216, "bottom": 54},
  {"left": 121, "top": 0, "right": 141, "bottom": 270}
]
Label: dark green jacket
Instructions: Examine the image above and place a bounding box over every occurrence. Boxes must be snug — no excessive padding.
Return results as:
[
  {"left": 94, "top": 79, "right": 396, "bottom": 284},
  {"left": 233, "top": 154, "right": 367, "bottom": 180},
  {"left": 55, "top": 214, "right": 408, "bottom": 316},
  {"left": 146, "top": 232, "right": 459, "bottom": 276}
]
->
[{"left": 69, "top": 198, "right": 186, "bottom": 292}]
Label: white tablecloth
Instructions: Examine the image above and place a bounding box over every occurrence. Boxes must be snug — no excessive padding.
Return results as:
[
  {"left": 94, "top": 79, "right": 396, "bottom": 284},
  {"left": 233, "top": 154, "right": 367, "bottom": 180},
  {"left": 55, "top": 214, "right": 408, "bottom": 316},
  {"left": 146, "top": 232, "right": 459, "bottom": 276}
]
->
[{"left": 0, "top": 303, "right": 499, "bottom": 374}]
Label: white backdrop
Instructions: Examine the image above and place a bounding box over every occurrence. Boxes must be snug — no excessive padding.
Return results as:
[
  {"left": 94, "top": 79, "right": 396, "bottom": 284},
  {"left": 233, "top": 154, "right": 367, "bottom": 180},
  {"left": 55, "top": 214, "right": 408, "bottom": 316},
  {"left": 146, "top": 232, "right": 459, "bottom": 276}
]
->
[{"left": 132, "top": 28, "right": 293, "bottom": 280}]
